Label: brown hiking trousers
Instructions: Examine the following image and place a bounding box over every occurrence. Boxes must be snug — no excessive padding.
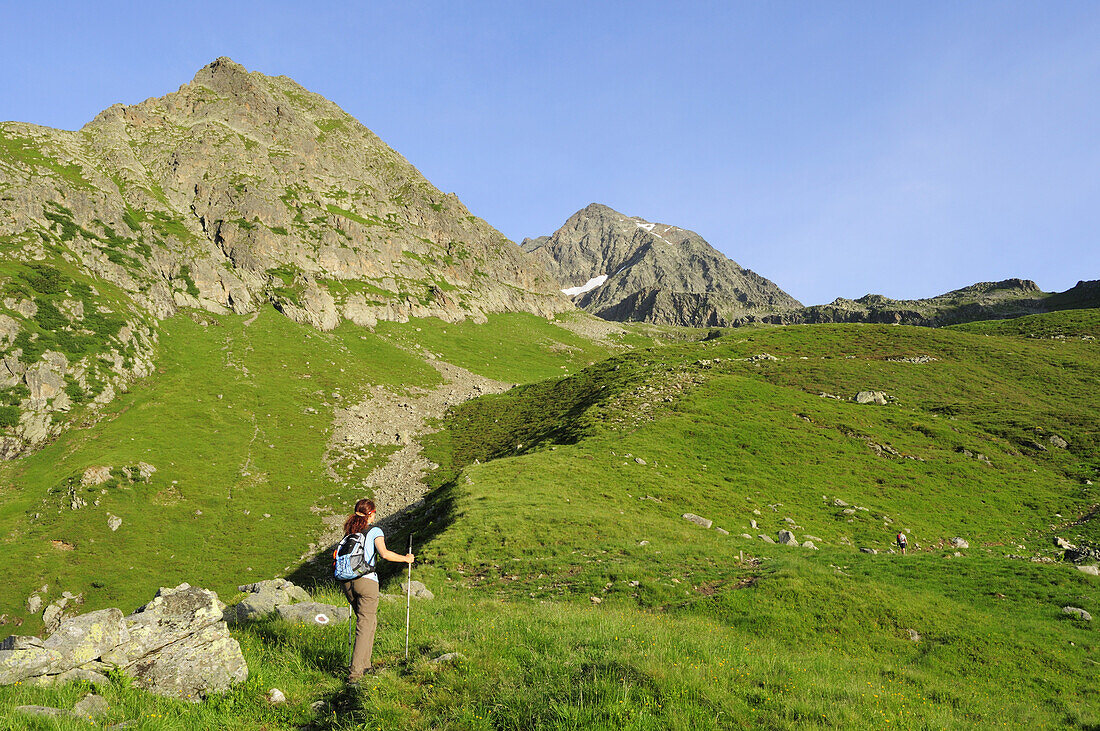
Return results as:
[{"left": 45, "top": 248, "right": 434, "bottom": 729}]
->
[{"left": 341, "top": 575, "right": 379, "bottom": 679}]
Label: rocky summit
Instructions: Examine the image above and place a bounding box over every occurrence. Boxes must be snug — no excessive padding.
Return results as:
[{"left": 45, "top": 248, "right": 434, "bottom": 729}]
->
[
  {"left": 0, "top": 57, "right": 569, "bottom": 458},
  {"left": 522, "top": 203, "right": 801, "bottom": 327}
]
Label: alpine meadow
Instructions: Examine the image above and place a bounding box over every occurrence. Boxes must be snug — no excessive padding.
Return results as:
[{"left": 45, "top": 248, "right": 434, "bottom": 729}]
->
[{"left": 0, "top": 53, "right": 1097, "bottom": 731}]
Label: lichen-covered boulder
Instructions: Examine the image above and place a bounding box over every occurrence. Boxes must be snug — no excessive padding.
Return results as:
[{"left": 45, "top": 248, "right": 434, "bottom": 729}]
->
[
  {"left": 102, "top": 584, "right": 221, "bottom": 666},
  {"left": 127, "top": 622, "right": 247, "bottom": 701},
  {"left": 43, "top": 608, "right": 128, "bottom": 667}
]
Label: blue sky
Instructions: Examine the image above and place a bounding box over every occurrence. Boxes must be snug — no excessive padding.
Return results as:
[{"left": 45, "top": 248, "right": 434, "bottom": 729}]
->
[{"left": 2, "top": 1, "right": 1097, "bottom": 305}]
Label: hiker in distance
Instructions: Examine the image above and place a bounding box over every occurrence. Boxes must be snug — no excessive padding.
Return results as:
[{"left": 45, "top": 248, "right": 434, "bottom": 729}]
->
[
  {"left": 897, "top": 531, "right": 908, "bottom": 555},
  {"left": 334, "top": 498, "right": 414, "bottom": 684}
]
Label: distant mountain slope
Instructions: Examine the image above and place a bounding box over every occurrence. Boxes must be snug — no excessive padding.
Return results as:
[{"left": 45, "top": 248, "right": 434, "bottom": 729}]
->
[
  {"left": 522, "top": 203, "right": 801, "bottom": 327},
  {"left": 0, "top": 57, "right": 569, "bottom": 457},
  {"left": 737, "top": 278, "right": 1100, "bottom": 327}
]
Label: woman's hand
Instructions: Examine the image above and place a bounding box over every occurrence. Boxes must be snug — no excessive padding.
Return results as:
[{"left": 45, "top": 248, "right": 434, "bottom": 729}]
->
[{"left": 405, "top": 553, "right": 415, "bottom": 564}]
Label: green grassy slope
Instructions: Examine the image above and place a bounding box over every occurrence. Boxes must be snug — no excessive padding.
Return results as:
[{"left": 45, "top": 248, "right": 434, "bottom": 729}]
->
[
  {"left": 0, "top": 309, "right": 622, "bottom": 630},
  {"left": 0, "top": 310, "right": 1097, "bottom": 729}
]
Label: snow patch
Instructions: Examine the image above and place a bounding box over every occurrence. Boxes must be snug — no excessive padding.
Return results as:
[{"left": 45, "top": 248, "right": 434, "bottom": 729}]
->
[
  {"left": 634, "top": 221, "right": 655, "bottom": 231},
  {"left": 562, "top": 275, "right": 608, "bottom": 296}
]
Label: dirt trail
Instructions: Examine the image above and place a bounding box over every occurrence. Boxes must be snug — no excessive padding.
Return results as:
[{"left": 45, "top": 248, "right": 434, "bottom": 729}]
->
[{"left": 304, "top": 358, "right": 510, "bottom": 557}]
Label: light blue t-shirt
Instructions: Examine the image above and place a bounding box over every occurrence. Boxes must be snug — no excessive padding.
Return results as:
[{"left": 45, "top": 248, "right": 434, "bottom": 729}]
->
[{"left": 363, "top": 526, "right": 384, "bottom": 582}]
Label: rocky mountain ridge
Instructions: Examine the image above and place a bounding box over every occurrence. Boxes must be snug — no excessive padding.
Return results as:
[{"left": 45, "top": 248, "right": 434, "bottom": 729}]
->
[
  {"left": 522, "top": 203, "right": 802, "bottom": 327},
  {"left": 735, "top": 278, "right": 1100, "bottom": 327},
  {"left": 0, "top": 57, "right": 570, "bottom": 457}
]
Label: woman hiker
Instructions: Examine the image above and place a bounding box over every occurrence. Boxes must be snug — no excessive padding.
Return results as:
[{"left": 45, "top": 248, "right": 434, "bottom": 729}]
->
[{"left": 336, "top": 498, "right": 414, "bottom": 684}]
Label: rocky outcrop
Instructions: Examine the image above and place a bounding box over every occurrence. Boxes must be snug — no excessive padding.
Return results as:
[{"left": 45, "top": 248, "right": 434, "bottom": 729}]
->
[
  {"left": 0, "top": 583, "right": 247, "bottom": 701},
  {"left": 0, "top": 57, "right": 570, "bottom": 459},
  {"left": 523, "top": 203, "right": 800, "bottom": 326},
  {"left": 734, "top": 278, "right": 1100, "bottom": 327}
]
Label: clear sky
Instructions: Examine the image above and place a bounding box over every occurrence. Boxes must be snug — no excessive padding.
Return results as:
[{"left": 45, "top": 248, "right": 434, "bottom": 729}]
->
[{"left": 3, "top": 1, "right": 1097, "bottom": 305}]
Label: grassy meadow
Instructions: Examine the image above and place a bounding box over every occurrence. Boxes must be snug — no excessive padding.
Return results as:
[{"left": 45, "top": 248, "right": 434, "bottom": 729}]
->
[{"left": 0, "top": 308, "right": 1097, "bottom": 728}]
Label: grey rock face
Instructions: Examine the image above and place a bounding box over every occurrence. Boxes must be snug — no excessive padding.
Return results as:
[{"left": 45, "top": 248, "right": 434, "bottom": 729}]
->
[
  {"left": 43, "top": 608, "right": 128, "bottom": 667},
  {"left": 682, "top": 513, "right": 713, "bottom": 529},
  {"left": 524, "top": 203, "right": 800, "bottom": 327},
  {"left": 0, "top": 646, "right": 66, "bottom": 684},
  {"left": 127, "top": 621, "right": 247, "bottom": 701}
]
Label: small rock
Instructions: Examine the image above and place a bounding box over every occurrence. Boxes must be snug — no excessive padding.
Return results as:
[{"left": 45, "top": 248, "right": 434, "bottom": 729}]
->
[
  {"left": 107, "top": 514, "right": 122, "bottom": 532},
  {"left": 1062, "top": 606, "right": 1092, "bottom": 622},
  {"left": 859, "top": 548, "right": 878, "bottom": 554},
  {"left": 842, "top": 508, "right": 856, "bottom": 516},
  {"left": 310, "top": 700, "right": 327, "bottom": 712},
  {"left": 401, "top": 580, "right": 434, "bottom": 600},
  {"left": 589, "top": 596, "right": 602, "bottom": 604},
  {"left": 855, "top": 391, "right": 888, "bottom": 405},
  {"left": 715, "top": 527, "right": 729, "bottom": 535},
  {"left": 26, "top": 594, "right": 42, "bottom": 614},
  {"left": 801, "top": 541, "right": 818, "bottom": 550},
  {"left": 682, "top": 513, "right": 713, "bottom": 529},
  {"left": 81, "top": 466, "right": 112, "bottom": 486},
  {"left": 749, "top": 519, "right": 758, "bottom": 530},
  {"left": 1049, "top": 435, "right": 1068, "bottom": 449},
  {"left": 268, "top": 688, "right": 287, "bottom": 704},
  {"left": 741, "top": 534, "right": 752, "bottom": 539},
  {"left": 777, "top": 530, "right": 799, "bottom": 546},
  {"left": 951, "top": 537, "right": 970, "bottom": 549},
  {"left": 833, "top": 499, "right": 849, "bottom": 507},
  {"left": 430, "top": 652, "right": 464, "bottom": 664},
  {"left": 1054, "top": 536, "right": 1074, "bottom": 549},
  {"left": 634, "top": 457, "right": 646, "bottom": 465},
  {"left": 72, "top": 693, "right": 109, "bottom": 718},
  {"left": 758, "top": 534, "right": 775, "bottom": 544},
  {"left": 907, "top": 629, "right": 921, "bottom": 642},
  {"left": 1077, "top": 565, "right": 1099, "bottom": 577},
  {"left": 638, "top": 540, "right": 649, "bottom": 546},
  {"left": 803, "top": 535, "right": 822, "bottom": 542}
]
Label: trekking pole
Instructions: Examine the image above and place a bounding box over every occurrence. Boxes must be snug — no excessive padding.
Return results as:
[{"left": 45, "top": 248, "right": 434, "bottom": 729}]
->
[{"left": 405, "top": 534, "right": 413, "bottom": 660}]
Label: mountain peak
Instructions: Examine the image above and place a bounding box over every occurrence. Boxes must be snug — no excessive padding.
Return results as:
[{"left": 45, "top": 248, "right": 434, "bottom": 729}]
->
[{"left": 525, "top": 204, "right": 801, "bottom": 326}]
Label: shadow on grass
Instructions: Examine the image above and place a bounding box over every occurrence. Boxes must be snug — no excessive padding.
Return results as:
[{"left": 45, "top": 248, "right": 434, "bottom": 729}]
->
[{"left": 286, "top": 477, "right": 462, "bottom": 593}]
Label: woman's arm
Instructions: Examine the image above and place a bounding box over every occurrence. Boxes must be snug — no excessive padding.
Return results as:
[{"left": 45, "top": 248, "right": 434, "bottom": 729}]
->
[{"left": 375, "top": 535, "right": 414, "bottom": 564}]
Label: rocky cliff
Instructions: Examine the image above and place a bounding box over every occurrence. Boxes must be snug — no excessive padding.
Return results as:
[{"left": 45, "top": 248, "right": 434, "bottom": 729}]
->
[
  {"left": 735, "top": 278, "right": 1100, "bottom": 327},
  {"left": 522, "top": 203, "right": 801, "bottom": 327},
  {"left": 0, "top": 57, "right": 569, "bottom": 457}
]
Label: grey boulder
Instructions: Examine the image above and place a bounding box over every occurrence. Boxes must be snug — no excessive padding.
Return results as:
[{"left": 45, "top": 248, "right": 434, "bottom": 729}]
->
[
  {"left": 402, "top": 580, "right": 435, "bottom": 600},
  {"left": 43, "top": 608, "right": 128, "bottom": 667},
  {"left": 777, "top": 530, "right": 799, "bottom": 546},
  {"left": 275, "top": 602, "right": 350, "bottom": 626},
  {"left": 682, "top": 513, "right": 713, "bottom": 529},
  {"left": 127, "top": 622, "right": 247, "bottom": 701},
  {"left": 1062, "top": 606, "right": 1092, "bottom": 622}
]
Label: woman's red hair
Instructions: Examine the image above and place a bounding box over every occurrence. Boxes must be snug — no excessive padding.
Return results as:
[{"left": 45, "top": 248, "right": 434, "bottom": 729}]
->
[{"left": 343, "top": 498, "right": 375, "bottom": 536}]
